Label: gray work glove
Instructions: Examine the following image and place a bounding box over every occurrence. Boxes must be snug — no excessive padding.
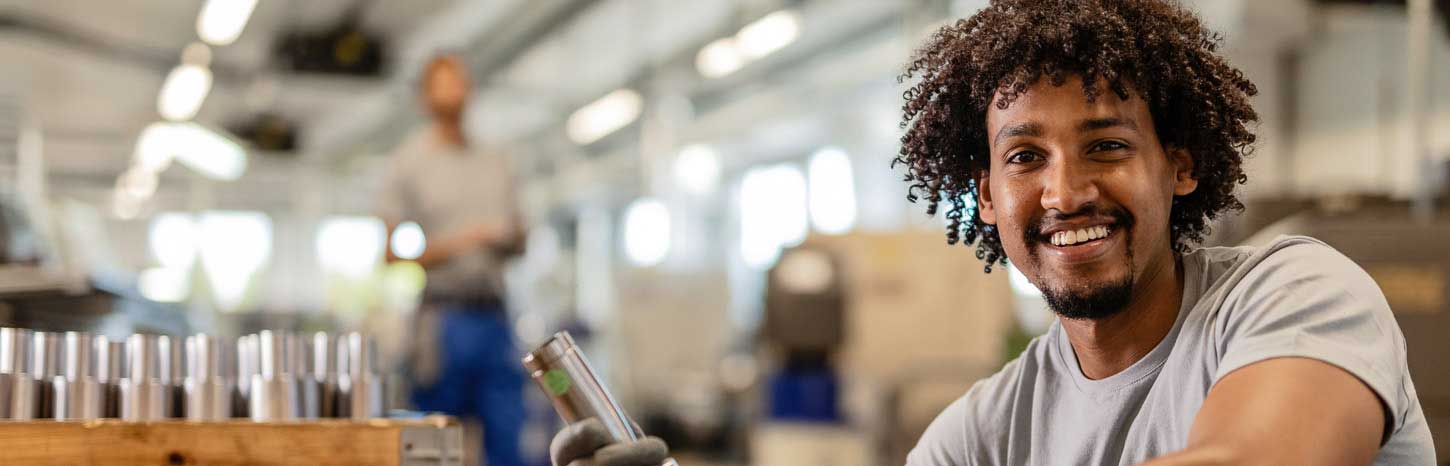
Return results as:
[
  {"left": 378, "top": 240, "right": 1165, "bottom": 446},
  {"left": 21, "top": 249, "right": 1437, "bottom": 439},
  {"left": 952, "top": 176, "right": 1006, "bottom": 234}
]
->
[{"left": 550, "top": 418, "right": 670, "bottom": 466}]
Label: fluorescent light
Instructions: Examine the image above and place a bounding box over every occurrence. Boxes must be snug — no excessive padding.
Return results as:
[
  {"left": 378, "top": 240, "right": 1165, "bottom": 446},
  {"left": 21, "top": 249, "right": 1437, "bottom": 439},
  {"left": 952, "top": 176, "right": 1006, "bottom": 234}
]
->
[
  {"left": 171, "top": 122, "right": 247, "bottom": 180},
  {"left": 736, "top": 10, "right": 801, "bottom": 60},
  {"left": 674, "top": 144, "right": 721, "bottom": 194},
  {"left": 139, "top": 267, "right": 190, "bottom": 303},
  {"left": 623, "top": 198, "right": 671, "bottom": 267},
  {"left": 316, "top": 216, "right": 386, "bottom": 278},
  {"left": 197, "top": 0, "right": 259, "bottom": 46},
  {"left": 390, "top": 221, "right": 426, "bottom": 260},
  {"left": 134, "top": 123, "right": 176, "bottom": 172},
  {"left": 566, "top": 89, "right": 643, "bottom": 145},
  {"left": 111, "top": 190, "right": 144, "bottom": 220},
  {"left": 149, "top": 212, "right": 199, "bottom": 269},
  {"left": 117, "top": 166, "right": 158, "bottom": 200},
  {"left": 696, "top": 37, "right": 745, "bottom": 78},
  {"left": 739, "top": 164, "right": 808, "bottom": 269},
  {"left": 808, "top": 147, "right": 857, "bottom": 234},
  {"left": 158, "top": 64, "right": 212, "bottom": 121},
  {"left": 197, "top": 211, "right": 271, "bottom": 311}
]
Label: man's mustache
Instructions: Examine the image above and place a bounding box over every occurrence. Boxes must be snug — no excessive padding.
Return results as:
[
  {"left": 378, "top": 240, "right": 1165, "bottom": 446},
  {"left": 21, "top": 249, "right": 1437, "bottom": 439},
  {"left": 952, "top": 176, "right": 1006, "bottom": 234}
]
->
[{"left": 1024, "top": 204, "right": 1135, "bottom": 244}]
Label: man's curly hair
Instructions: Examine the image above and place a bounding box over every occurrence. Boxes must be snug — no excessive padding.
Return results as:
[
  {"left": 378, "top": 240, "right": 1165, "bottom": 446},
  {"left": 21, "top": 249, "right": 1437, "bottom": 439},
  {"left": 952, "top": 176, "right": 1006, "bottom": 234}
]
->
[{"left": 895, "top": 0, "right": 1258, "bottom": 272}]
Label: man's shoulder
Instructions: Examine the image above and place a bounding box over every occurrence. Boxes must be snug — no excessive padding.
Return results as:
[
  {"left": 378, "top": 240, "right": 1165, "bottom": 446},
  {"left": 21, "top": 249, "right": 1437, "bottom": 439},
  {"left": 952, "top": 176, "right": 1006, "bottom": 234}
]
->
[{"left": 1188, "top": 235, "right": 1372, "bottom": 303}]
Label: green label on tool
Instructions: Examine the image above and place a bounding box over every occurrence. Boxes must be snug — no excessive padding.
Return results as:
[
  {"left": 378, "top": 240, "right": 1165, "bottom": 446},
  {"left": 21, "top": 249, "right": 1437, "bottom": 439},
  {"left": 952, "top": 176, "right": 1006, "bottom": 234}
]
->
[{"left": 543, "top": 369, "right": 572, "bottom": 396}]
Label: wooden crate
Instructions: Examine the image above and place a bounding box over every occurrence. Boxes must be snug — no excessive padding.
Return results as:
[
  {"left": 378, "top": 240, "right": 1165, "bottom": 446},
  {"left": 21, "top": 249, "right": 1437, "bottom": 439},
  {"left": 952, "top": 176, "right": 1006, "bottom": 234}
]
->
[{"left": 0, "top": 417, "right": 461, "bottom": 466}]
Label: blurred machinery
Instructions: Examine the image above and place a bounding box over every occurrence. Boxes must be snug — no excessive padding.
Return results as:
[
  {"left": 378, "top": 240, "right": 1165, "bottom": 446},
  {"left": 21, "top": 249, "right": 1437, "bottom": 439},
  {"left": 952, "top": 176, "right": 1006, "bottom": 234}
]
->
[{"left": 760, "top": 246, "right": 846, "bottom": 423}]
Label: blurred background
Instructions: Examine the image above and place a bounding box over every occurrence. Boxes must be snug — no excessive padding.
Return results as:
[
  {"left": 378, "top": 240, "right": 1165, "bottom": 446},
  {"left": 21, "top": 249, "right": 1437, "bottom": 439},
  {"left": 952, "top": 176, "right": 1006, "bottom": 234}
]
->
[{"left": 0, "top": 0, "right": 1448, "bottom": 464}]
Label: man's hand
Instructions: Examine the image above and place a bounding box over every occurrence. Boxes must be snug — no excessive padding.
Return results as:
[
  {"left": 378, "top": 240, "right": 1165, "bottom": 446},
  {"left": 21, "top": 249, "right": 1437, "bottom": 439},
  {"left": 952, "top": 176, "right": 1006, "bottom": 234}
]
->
[{"left": 550, "top": 418, "right": 669, "bottom": 466}]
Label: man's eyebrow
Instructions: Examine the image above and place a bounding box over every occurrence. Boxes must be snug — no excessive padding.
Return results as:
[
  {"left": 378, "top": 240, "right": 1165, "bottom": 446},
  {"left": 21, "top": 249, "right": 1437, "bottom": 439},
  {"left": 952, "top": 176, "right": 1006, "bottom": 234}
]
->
[
  {"left": 1078, "top": 117, "right": 1138, "bottom": 133},
  {"left": 992, "top": 122, "right": 1042, "bottom": 147}
]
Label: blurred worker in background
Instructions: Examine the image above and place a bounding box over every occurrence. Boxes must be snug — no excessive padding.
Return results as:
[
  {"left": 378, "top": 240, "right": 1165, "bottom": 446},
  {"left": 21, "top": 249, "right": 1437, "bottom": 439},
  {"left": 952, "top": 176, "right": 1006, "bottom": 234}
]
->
[{"left": 376, "top": 54, "right": 529, "bottom": 466}]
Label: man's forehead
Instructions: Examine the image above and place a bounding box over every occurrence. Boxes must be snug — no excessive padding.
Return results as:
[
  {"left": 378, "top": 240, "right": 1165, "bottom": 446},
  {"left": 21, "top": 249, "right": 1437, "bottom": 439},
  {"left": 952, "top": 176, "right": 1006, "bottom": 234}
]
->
[{"left": 986, "top": 79, "right": 1148, "bottom": 141}]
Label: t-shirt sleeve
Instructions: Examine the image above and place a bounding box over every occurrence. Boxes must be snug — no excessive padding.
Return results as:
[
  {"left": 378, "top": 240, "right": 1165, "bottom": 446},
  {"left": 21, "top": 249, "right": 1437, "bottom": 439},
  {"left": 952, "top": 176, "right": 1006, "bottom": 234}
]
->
[
  {"left": 906, "top": 393, "right": 974, "bottom": 466},
  {"left": 1213, "top": 238, "right": 1412, "bottom": 435}
]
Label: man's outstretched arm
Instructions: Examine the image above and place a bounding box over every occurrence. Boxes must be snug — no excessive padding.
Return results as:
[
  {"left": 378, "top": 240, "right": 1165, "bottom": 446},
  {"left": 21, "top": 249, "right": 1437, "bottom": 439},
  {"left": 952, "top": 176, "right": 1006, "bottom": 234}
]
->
[{"left": 1137, "top": 357, "right": 1385, "bottom": 466}]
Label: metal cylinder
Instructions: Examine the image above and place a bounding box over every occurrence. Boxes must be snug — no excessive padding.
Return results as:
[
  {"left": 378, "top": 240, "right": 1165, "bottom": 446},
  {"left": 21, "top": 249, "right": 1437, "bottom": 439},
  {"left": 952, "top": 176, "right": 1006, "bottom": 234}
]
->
[
  {"left": 184, "top": 334, "right": 232, "bottom": 420},
  {"left": 312, "top": 332, "right": 341, "bottom": 417},
  {"left": 0, "top": 327, "right": 31, "bottom": 419},
  {"left": 248, "top": 331, "right": 299, "bottom": 421},
  {"left": 522, "top": 332, "right": 640, "bottom": 442},
  {"left": 56, "top": 332, "right": 104, "bottom": 419},
  {"left": 8, "top": 372, "right": 36, "bottom": 420},
  {"left": 2, "top": 327, "right": 31, "bottom": 374},
  {"left": 122, "top": 334, "right": 167, "bottom": 421},
  {"left": 30, "top": 331, "right": 61, "bottom": 418},
  {"left": 249, "top": 374, "right": 299, "bottom": 421},
  {"left": 159, "top": 335, "right": 185, "bottom": 418},
  {"left": 522, "top": 331, "right": 682, "bottom": 466},
  {"left": 98, "top": 338, "right": 124, "bottom": 418},
  {"left": 338, "top": 332, "right": 384, "bottom": 419},
  {"left": 233, "top": 334, "right": 257, "bottom": 418}
]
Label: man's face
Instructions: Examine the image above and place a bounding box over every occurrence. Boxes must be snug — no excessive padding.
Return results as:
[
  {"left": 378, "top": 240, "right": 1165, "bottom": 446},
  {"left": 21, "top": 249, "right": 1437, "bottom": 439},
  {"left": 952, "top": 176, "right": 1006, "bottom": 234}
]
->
[
  {"left": 979, "top": 75, "right": 1197, "bottom": 319},
  {"left": 424, "top": 59, "right": 469, "bottom": 120}
]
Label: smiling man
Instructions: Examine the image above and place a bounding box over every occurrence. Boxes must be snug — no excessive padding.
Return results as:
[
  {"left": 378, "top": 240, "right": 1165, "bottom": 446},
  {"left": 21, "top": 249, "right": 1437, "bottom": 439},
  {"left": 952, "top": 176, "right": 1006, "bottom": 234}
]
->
[{"left": 896, "top": 0, "right": 1435, "bottom": 465}]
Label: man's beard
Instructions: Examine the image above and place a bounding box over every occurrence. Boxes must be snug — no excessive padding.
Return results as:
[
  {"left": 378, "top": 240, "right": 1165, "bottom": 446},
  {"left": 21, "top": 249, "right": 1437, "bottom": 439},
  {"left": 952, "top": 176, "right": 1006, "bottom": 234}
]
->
[
  {"left": 1040, "top": 272, "right": 1134, "bottom": 319},
  {"left": 1024, "top": 204, "right": 1136, "bottom": 320}
]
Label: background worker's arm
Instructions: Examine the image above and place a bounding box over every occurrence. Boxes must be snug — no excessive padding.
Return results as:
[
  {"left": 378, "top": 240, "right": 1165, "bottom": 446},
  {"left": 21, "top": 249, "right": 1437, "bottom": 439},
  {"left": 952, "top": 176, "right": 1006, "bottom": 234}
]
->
[
  {"left": 1134, "top": 357, "right": 1385, "bottom": 466},
  {"left": 383, "top": 219, "right": 523, "bottom": 267}
]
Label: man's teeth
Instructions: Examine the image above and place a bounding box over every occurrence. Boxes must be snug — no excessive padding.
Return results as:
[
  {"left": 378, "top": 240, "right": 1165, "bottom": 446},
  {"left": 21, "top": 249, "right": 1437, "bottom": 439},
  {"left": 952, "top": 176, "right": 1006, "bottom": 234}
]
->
[{"left": 1050, "top": 226, "right": 1111, "bottom": 246}]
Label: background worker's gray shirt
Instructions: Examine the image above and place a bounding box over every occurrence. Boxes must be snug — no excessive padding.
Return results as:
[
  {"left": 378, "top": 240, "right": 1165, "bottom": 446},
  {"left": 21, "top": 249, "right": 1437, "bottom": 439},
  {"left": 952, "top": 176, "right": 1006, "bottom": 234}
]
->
[
  {"left": 906, "top": 235, "right": 1436, "bottom": 466},
  {"left": 375, "top": 128, "right": 520, "bottom": 300}
]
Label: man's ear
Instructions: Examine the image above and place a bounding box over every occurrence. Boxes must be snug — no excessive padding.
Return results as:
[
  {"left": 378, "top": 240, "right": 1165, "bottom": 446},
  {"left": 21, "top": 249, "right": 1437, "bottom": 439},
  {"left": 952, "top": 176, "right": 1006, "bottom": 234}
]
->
[
  {"left": 977, "top": 171, "right": 997, "bottom": 225},
  {"left": 1170, "top": 147, "right": 1198, "bottom": 196}
]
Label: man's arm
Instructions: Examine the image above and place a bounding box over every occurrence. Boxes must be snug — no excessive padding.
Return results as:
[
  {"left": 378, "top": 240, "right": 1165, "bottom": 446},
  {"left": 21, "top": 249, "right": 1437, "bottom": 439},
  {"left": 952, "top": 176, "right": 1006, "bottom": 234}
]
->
[
  {"left": 1136, "top": 357, "right": 1385, "bottom": 466},
  {"left": 383, "top": 220, "right": 513, "bottom": 268}
]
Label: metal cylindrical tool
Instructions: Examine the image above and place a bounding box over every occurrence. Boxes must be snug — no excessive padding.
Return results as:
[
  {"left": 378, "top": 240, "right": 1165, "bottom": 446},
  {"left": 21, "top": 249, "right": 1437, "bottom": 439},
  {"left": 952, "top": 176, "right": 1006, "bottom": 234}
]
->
[
  {"left": 234, "top": 334, "right": 257, "bottom": 418},
  {"left": 160, "top": 335, "right": 185, "bottom": 418},
  {"left": 97, "top": 338, "right": 124, "bottom": 418},
  {"left": 184, "top": 334, "right": 232, "bottom": 420},
  {"left": 249, "top": 331, "right": 298, "bottom": 421},
  {"left": 55, "top": 331, "right": 104, "bottom": 419},
  {"left": 121, "top": 334, "right": 168, "bottom": 421},
  {"left": 339, "top": 332, "right": 383, "bottom": 419},
  {"left": 2, "top": 328, "right": 34, "bottom": 419},
  {"left": 312, "top": 332, "right": 342, "bottom": 418},
  {"left": 28, "top": 331, "right": 63, "bottom": 419},
  {"left": 522, "top": 331, "right": 679, "bottom": 466}
]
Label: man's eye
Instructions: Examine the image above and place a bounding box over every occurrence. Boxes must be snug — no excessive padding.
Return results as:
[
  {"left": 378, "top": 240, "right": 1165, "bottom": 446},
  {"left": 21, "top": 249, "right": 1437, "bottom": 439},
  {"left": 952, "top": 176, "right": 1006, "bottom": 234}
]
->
[
  {"left": 1007, "top": 151, "right": 1042, "bottom": 164},
  {"left": 1092, "top": 140, "right": 1127, "bottom": 152}
]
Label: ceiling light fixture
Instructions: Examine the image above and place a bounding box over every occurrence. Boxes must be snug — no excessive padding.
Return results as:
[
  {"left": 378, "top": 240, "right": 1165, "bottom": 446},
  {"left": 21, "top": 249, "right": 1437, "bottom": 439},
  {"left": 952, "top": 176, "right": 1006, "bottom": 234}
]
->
[
  {"left": 566, "top": 88, "right": 643, "bottom": 145},
  {"left": 157, "top": 64, "right": 212, "bottom": 121},
  {"left": 197, "top": 0, "right": 259, "bottom": 46}
]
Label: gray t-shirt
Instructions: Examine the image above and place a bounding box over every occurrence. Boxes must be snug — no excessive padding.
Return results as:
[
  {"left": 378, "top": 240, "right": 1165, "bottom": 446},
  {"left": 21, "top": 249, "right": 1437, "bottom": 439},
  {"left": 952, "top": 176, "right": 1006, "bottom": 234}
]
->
[
  {"left": 907, "top": 235, "right": 1435, "bottom": 465},
  {"left": 375, "top": 128, "right": 520, "bottom": 300}
]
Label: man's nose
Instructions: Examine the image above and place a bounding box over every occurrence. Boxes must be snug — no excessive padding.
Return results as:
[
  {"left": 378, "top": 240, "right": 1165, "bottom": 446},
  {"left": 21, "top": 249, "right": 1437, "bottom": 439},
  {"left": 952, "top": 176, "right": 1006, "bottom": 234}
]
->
[{"left": 1040, "top": 156, "right": 1100, "bottom": 214}]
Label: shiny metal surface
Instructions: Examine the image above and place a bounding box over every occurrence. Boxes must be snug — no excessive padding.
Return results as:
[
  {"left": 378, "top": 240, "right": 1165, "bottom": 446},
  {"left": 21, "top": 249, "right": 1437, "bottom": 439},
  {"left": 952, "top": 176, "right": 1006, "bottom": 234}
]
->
[
  {"left": 119, "top": 378, "right": 167, "bottom": 421},
  {"left": 57, "top": 332, "right": 103, "bottom": 419},
  {"left": 522, "top": 331, "right": 641, "bottom": 443},
  {"left": 97, "top": 338, "right": 124, "bottom": 418},
  {"left": 184, "top": 334, "right": 233, "bottom": 420},
  {"left": 339, "top": 332, "right": 383, "bottom": 419},
  {"left": 7, "top": 374, "right": 37, "bottom": 420},
  {"left": 30, "top": 332, "right": 60, "bottom": 418},
  {"left": 122, "top": 334, "right": 169, "bottom": 420},
  {"left": 249, "top": 374, "right": 299, "bottom": 421},
  {"left": 1, "top": 328, "right": 31, "bottom": 375}
]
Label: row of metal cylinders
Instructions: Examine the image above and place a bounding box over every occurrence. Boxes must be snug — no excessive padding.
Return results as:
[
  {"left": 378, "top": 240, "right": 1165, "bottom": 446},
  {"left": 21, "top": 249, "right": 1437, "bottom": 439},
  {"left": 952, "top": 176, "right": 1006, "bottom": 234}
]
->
[{"left": 0, "top": 328, "right": 384, "bottom": 421}]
